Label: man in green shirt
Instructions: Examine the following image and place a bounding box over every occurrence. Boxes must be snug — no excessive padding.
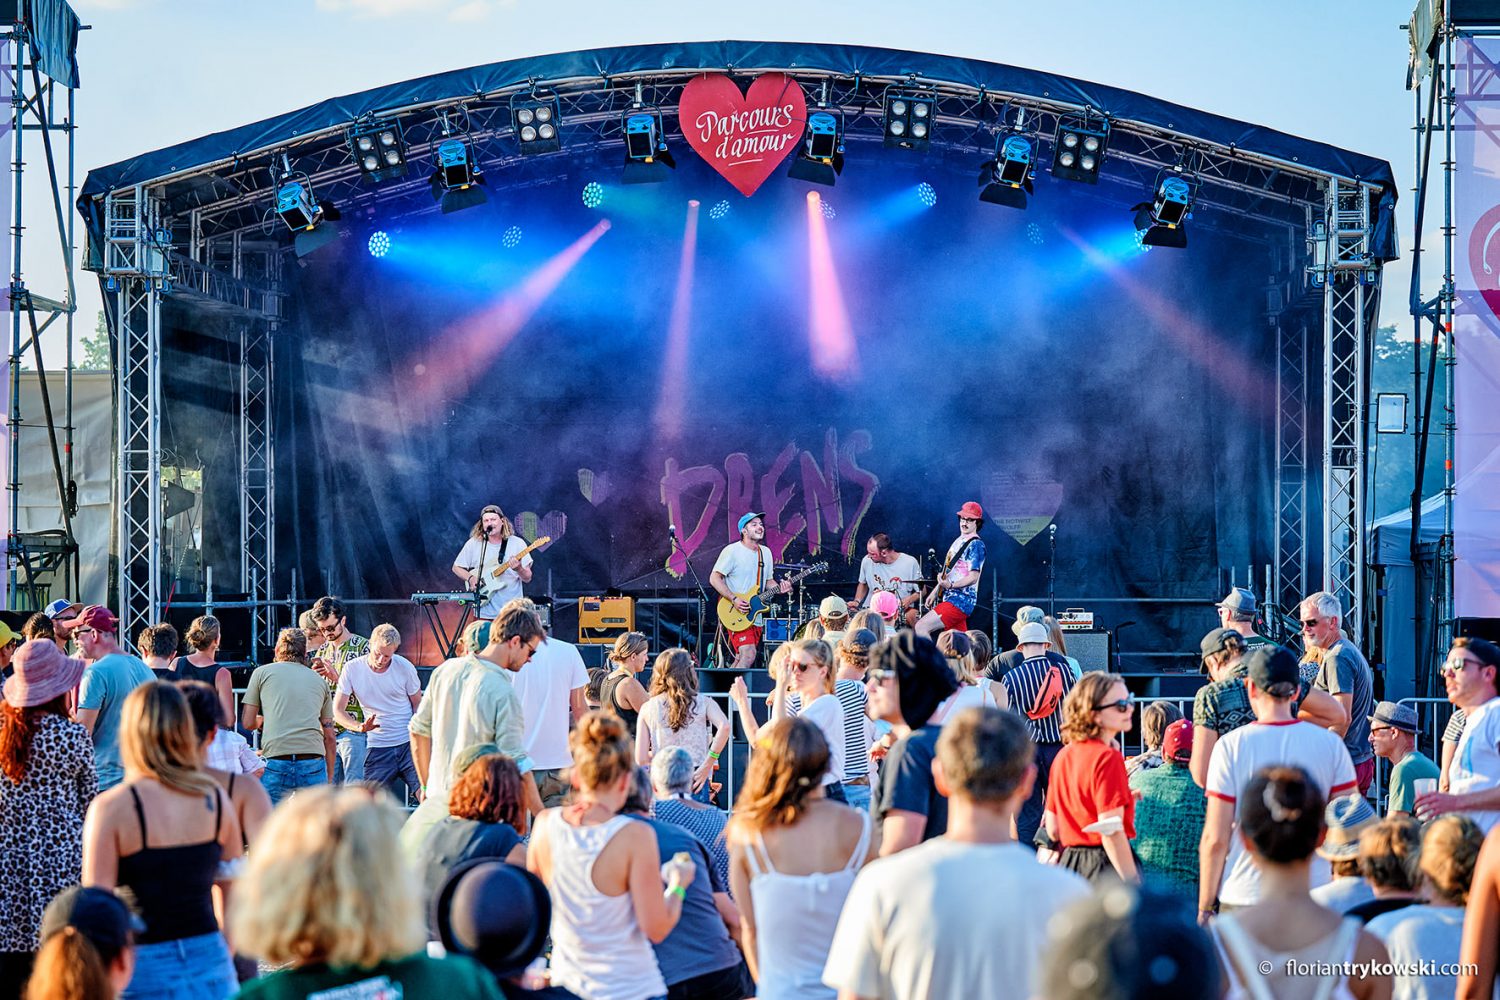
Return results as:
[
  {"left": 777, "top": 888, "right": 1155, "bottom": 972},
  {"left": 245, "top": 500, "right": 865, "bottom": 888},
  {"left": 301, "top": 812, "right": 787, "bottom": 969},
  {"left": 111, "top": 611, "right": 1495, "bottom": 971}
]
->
[
  {"left": 242, "top": 627, "right": 336, "bottom": 805},
  {"left": 1370, "top": 700, "right": 1440, "bottom": 818},
  {"left": 1130, "top": 718, "right": 1206, "bottom": 899},
  {"left": 310, "top": 595, "right": 371, "bottom": 784}
]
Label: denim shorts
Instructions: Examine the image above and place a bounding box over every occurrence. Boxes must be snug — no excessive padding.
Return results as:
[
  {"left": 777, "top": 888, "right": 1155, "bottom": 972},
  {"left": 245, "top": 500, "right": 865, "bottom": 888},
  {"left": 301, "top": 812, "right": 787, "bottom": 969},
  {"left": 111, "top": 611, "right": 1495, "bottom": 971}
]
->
[
  {"left": 261, "top": 755, "right": 328, "bottom": 806},
  {"left": 121, "top": 931, "right": 236, "bottom": 1000}
]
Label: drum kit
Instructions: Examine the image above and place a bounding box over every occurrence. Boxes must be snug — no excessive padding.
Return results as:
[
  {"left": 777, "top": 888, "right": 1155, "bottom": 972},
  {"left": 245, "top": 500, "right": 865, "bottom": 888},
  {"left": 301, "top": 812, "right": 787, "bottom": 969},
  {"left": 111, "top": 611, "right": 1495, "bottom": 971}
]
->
[{"left": 765, "top": 562, "right": 936, "bottom": 642}]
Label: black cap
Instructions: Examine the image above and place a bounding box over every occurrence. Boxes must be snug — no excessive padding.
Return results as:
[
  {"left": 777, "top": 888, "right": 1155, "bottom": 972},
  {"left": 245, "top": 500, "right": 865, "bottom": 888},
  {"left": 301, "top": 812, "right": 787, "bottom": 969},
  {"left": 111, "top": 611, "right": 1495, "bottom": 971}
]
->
[
  {"left": 1245, "top": 645, "right": 1300, "bottom": 697},
  {"left": 435, "top": 860, "right": 550, "bottom": 980},
  {"left": 40, "top": 886, "right": 144, "bottom": 958},
  {"left": 1199, "top": 627, "right": 1240, "bottom": 661}
]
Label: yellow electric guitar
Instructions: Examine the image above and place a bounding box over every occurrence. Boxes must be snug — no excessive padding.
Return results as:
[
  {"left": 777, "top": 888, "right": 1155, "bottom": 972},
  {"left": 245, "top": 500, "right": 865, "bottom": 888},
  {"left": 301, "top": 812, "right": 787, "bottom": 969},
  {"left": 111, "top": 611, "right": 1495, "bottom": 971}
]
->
[
  {"left": 716, "top": 561, "right": 828, "bottom": 632},
  {"left": 480, "top": 535, "right": 551, "bottom": 598}
]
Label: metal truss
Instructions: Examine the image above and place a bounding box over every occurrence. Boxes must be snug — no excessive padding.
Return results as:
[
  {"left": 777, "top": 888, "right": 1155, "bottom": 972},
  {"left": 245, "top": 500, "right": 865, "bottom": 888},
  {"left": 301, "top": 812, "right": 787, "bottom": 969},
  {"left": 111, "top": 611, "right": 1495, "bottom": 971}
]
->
[
  {"left": 1317, "top": 177, "right": 1372, "bottom": 634},
  {"left": 114, "top": 273, "right": 161, "bottom": 646},
  {"left": 240, "top": 318, "right": 274, "bottom": 648},
  {"left": 1276, "top": 316, "right": 1309, "bottom": 619}
]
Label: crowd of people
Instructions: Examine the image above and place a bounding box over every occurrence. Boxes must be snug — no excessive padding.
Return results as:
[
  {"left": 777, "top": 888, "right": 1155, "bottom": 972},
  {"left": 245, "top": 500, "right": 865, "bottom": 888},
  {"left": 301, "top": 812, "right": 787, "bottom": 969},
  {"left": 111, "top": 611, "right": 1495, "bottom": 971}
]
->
[{"left": 2, "top": 573, "right": 1500, "bottom": 1000}]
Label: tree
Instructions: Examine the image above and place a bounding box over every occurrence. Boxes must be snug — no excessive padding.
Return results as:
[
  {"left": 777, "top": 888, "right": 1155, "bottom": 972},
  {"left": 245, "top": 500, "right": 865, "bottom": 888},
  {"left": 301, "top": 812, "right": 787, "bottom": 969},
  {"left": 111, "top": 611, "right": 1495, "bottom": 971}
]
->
[{"left": 79, "top": 310, "right": 111, "bottom": 370}]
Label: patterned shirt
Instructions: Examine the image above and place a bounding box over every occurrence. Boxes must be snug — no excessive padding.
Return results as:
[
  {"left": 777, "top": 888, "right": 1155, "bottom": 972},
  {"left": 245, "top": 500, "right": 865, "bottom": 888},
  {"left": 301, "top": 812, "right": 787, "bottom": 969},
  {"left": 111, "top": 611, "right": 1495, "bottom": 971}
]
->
[
  {"left": 1193, "top": 660, "right": 1310, "bottom": 736},
  {"left": 1129, "top": 761, "right": 1206, "bottom": 900},
  {"left": 998, "top": 655, "right": 1074, "bottom": 745},
  {"left": 651, "top": 797, "right": 731, "bottom": 894},
  {"left": 315, "top": 632, "right": 370, "bottom": 724},
  {"left": 939, "top": 536, "right": 985, "bottom": 615}
]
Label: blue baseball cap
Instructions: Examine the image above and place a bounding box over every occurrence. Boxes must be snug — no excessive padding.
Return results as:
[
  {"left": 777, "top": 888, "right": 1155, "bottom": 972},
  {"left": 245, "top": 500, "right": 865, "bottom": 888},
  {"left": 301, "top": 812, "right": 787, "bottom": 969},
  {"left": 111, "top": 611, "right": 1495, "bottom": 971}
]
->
[
  {"left": 737, "top": 512, "right": 764, "bottom": 534},
  {"left": 43, "top": 598, "right": 81, "bottom": 620}
]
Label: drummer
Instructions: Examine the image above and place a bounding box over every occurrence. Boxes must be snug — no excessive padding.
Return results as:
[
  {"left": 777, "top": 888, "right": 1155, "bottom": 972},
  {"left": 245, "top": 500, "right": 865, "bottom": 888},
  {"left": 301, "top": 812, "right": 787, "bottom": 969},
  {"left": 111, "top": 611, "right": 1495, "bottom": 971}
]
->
[{"left": 848, "top": 532, "right": 924, "bottom": 622}]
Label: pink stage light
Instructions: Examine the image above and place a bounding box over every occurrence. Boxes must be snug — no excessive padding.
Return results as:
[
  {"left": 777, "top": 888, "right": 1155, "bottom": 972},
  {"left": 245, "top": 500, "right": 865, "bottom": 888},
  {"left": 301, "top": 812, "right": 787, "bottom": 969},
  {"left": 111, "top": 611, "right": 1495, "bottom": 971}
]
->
[
  {"left": 805, "top": 192, "right": 858, "bottom": 380},
  {"left": 403, "top": 219, "right": 611, "bottom": 418},
  {"left": 653, "top": 201, "right": 701, "bottom": 440}
]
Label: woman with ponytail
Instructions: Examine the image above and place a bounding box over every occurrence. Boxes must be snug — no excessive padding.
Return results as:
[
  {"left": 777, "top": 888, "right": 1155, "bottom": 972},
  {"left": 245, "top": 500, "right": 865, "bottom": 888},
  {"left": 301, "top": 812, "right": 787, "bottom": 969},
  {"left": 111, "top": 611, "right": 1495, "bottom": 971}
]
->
[
  {"left": 528, "top": 710, "right": 695, "bottom": 1000},
  {"left": 25, "top": 886, "right": 140, "bottom": 1000},
  {"left": 82, "top": 682, "right": 242, "bottom": 1000},
  {"left": 727, "top": 716, "right": 872, "bottom": 999},
  {"left": 0, "top": 641, "right": 95, "bottom": 998},
  {"left": 1211, "top": 766, "right": 1391, "bottom": 1000}
]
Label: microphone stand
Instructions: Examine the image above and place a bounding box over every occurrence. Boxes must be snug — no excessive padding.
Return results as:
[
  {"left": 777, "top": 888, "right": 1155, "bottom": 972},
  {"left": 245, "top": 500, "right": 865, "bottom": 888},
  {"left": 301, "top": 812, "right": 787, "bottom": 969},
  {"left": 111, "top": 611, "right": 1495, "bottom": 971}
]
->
[
  {"left": 669, "top": 530, "right": 713, "bottom": 665},
  {"left": 1047, "top": 524, "right": 1057, "bottom": 617}
]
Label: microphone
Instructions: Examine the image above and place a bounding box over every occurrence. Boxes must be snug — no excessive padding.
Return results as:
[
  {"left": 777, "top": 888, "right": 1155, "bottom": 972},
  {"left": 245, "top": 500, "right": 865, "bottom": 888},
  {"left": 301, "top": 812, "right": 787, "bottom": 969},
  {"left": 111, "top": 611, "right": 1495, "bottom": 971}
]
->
[
  {"left": 669, "top": 523, "right": 678, "bottom": 538},
  {"left": 1050, "top": 524, "right": 1057, "bottom": 538}
]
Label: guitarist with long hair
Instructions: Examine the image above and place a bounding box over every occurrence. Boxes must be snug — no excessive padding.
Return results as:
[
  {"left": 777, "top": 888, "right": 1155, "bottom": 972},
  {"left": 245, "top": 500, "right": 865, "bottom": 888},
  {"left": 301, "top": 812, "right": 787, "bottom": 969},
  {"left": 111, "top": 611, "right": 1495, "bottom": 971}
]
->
[
  {"left": 915, "top": 501, "right": 987, "bottom": 639},
  {"left": 451, "top": 504, "right": 534, "bottom": 620},
  {"left": 710, "top": 513, "right": 792, "bottom": 670}
]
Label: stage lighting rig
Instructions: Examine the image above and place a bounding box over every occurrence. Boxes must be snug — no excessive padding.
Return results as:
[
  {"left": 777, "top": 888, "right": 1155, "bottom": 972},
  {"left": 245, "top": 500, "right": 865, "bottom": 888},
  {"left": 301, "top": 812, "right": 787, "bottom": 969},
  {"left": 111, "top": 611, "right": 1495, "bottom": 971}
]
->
[
  {"left": 979, "top": 134, "right": 1035, "bottom": 209},
  {"left": 1052, "top": 114, "right": 1109, "bottom": 184},
  {"left": 1132, "top": 171, "right": 1194, "bottom": 249},
  {"left": 883, "top": 88, "right": 935, "bottom": 151},
  {"left": 512, "top": 92, "right": 562, "bottom": 155},
  {"left": 270, "top": 154, "right": 342, "bottom": 258},
  {"left": 788, "top": 107, "right": 845, "bottom": 186},
  {"left": 621, "top": 89, "right": 675, "bottom": 184},
  {"left": 429, "top": 108, "right": 487, "bottom": 214},
  {"left": 347, "top": 118, "right": 406, "bottom": 182}
]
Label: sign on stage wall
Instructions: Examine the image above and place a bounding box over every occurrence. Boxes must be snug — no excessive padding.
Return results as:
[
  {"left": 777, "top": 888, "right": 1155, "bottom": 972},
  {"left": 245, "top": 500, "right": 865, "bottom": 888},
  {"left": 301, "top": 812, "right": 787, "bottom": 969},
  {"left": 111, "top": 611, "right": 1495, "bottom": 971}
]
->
[
  {"left": 1455, "top": 35, "right": 1500, "bottom": 618},
  {"left": 677, "top": 73, "right": 806, "bottom": 196}
]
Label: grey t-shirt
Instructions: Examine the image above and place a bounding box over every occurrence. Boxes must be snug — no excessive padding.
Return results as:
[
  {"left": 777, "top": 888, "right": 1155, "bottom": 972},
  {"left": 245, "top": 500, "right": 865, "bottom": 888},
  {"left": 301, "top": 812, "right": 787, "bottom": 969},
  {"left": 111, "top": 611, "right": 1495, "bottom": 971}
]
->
[
  {"left": 1366, "top": 905, "right": 1466, "bottom": 1000},
  {"left": 78, "top": 652, "right": 155, "bottom": 790},
  {"left": 1316, "top": 640, "right": 1375, "bottom": 765}
]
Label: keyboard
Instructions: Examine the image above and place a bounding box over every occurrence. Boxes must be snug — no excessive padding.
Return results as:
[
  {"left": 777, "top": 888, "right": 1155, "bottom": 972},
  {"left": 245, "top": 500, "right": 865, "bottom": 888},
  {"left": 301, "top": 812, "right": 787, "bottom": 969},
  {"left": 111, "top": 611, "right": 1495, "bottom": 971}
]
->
[{"left": 410, "top": 592, "right": 480, "bottom": 605}]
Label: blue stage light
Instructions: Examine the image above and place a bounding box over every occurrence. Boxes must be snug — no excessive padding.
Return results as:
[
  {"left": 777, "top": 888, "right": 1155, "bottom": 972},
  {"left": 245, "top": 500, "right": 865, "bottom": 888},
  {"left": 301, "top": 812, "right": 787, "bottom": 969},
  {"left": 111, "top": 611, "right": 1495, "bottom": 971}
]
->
[
  {"left": 368, "top": 231, "right": 390, "bottom": 258},
  {"left": 1132, "top": 173, "right": 1193, "bottom": 249},
  {"left": 788, "top": 108, "right": 845, "bottom": 186},
  {"left": 820, "top": 199, "right": 836, "bottom": 220},
  {"left": 502, "top": 226, "right": 523, "bottom": 249},
  {"left": 980, "top": 134, "right": 1036, "bottom": 210},
  {"left": 1027, "top": 222, "right": 1044, "bottom": 245},
  {"left": 709, "top": 200, "right": 730, "bottom": 221},
  {"left": 582, "top": 182, "right": 605, "bottom": 208},
  {"left": 1133, "top": 228, "right": 1155, "bottom": 253},
  {"left": 275, "top": 181, "right": 320, "bottom": 232},
  {"left": 916, "top": 182, "right": 937, "bottom": 208}
]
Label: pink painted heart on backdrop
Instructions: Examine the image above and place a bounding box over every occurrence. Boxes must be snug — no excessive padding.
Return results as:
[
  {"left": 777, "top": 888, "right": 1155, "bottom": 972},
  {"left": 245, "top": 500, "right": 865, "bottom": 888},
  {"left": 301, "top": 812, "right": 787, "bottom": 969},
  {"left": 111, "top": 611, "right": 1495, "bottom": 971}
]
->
[
  {"left": 677, "top": 73, "right": 806, "bottom": 197},
  {"left": 1467, "top": 203, "right": 1500, "bottom": 323},
  {"left": 980, "top": 471, "right": 1064, "bottom": 546}
]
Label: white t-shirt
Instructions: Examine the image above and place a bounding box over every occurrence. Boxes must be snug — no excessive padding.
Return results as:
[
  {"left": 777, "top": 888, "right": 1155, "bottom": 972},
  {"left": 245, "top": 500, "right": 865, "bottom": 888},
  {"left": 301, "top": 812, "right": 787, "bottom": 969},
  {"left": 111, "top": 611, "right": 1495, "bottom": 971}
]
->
[
  {"left": 859, "top": 552, "right": 923, "bottom": 602},
  {"left": 823, "top": 839, "right": 1090, "bottom": 1000},
  {"left": 335, "top": 653, "right": 422, "bottom": 749},
  {"left": 1450, "top": 696, "right": 1500, "bottom": 833},
  {"left": 930, "top": 684, "right": 996, "bottom": 726},
  {"left": 1206, "top": 719, "right": 1358, "bottom": 906},
  {"left": 510, "top": 636, "right": 590, "bottom": 770},
  {"left": 454, "top": 534, "right": 533, "bottom": 619},
  {"left": 712, "top": 541, "right": 774, "bottom": 600},
  {"left": 798, "top": 692, "right": 846, "bottom": 784}
]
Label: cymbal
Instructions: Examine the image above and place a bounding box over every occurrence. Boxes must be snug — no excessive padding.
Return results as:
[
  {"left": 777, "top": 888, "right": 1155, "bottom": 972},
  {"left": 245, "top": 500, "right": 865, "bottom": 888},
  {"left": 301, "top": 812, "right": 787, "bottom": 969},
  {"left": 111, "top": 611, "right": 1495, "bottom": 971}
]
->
[{"left": 880, "top": 579, "right": 935, "bottom": 586}]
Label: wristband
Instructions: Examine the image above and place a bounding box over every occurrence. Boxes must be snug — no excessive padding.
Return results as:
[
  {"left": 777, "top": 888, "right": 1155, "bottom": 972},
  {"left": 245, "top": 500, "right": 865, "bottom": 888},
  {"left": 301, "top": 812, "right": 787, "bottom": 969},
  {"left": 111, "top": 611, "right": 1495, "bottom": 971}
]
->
[
  {"left": 708, "top": 750, "right": 721, "bottom": 760},
  {"left": 667, "top": 884, "right": 686, "bottom": 900}
]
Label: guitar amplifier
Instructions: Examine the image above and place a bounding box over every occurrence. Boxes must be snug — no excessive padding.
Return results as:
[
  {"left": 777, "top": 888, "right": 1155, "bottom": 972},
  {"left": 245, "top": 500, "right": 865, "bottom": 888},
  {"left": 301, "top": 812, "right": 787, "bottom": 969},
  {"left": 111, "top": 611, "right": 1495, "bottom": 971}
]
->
[
  {"left": 1064, "top": 630, "right": 1112, "bottom": 673},
  {"left": 578, "top": 596, "right": 634, "bottom": 645},
  {"left": 1056, "top": 608, "right": 1095, "bottom": 631}
]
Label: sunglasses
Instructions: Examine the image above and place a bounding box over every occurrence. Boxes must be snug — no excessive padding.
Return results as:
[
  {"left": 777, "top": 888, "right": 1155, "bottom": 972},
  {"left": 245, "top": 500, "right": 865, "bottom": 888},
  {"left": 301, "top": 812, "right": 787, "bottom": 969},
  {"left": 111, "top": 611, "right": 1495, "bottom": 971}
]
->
[
  {"left": 1369, "top": 725, "right": 1395, "bottom": 735},
  {"left": 1440, "top": 657, "right": 1484, "bottom": 679},
  {"left": 1300, "top": 619, "right": 1322, "bottom": 629},
  {"left": 790, "top": 661, "right": 818, "bottom": 674},
  {"left": 1094, "top": 697, "right": 1135, "bottom": 713},
  {"left": 866, "top": 668, "right": 896, "bottom": 685}
]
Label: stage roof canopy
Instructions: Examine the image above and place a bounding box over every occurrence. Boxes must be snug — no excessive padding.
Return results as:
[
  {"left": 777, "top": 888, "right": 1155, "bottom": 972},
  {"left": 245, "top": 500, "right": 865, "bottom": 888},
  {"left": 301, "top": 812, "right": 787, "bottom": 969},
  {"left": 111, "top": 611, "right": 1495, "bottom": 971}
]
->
[{"left": 80, "top": 40, "right": 1397, "bottom": 255}]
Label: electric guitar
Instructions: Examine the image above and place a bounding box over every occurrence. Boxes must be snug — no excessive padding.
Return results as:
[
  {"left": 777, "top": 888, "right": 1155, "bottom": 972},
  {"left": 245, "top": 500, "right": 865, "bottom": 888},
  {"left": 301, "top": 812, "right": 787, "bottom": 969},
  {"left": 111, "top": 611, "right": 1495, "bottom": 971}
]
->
[
  {"left": 479, "top": 535, "right": 551, "bottom": 598},
  {"left": 717, "top": 562, "right": 828, "bottom": 633}
]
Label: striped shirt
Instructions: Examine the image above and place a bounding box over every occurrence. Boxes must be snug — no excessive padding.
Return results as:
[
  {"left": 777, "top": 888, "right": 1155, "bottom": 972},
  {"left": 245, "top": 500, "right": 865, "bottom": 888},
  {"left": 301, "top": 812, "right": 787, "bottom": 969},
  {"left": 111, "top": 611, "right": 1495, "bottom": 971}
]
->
[
  {"left": 652, "top": 797, "right": 731, "bottom": 892},
  {"left": 997, "top": 655, "right": 1073, "bottom": 745},
  {"left": 787, "top": 679, "right": 870, "bottom": 778}
]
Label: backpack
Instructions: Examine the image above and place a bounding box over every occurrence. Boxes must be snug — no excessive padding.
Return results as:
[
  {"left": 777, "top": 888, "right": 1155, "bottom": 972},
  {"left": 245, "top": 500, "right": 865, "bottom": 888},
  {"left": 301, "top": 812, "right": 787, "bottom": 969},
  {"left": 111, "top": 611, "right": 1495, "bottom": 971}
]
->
[{"left": 1025, "top": 659, "right": 1066, "bottom": 721}]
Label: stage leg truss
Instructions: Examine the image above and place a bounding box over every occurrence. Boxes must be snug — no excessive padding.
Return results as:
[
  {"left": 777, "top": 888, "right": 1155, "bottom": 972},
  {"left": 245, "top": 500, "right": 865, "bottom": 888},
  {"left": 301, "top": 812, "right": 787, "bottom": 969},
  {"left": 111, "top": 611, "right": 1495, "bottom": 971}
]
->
[{"left": 104, "top": 186, "right": 280, "bottom": 646}]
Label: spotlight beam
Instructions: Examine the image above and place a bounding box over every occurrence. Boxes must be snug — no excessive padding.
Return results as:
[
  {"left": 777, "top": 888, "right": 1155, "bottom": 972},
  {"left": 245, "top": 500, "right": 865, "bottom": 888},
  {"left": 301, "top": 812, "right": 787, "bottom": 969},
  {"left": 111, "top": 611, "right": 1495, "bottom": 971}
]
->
[
  {"left": 805, "top": 192, "right": 858, "bottom": 380},
  {"left": 653, "top": 201, "right": 701, "bottom": 440}
]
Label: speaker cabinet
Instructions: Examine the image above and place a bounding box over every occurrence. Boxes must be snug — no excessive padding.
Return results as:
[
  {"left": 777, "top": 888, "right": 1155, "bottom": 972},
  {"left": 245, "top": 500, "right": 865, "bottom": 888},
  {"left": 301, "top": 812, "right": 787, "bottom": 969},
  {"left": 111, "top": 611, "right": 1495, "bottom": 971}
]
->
[{"left": 1063, "top": 630, "right": 1112, "bottom": 673}]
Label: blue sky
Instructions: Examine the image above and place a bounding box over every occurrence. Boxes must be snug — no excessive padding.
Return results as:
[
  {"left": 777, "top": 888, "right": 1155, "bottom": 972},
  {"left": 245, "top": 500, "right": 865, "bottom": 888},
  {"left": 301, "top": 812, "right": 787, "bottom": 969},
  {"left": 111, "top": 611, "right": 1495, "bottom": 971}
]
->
[{"left": 48, "top": 0, "right": 1424, "bottom": 363}]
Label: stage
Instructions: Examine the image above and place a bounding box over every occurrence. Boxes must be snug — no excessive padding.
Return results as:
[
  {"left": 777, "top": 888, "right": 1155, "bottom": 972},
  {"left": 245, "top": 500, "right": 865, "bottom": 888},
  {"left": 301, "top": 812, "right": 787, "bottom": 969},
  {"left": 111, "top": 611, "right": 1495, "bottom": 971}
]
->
[{"left": 79, "top": 42, "right": 1396, "bottom": 676}]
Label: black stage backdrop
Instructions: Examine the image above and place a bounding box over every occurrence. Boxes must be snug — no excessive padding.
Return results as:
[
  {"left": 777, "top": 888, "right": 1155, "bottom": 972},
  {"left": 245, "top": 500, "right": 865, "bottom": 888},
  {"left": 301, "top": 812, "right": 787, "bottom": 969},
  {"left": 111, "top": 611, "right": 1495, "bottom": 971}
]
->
[{"left": 184, "top": 153, "right": 1283, "bottom": 662}]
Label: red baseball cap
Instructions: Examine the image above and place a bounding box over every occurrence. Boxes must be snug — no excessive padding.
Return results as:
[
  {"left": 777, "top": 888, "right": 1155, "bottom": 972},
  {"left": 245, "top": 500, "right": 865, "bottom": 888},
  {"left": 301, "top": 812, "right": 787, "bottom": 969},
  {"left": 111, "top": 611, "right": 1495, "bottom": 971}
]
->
[
  {"left": 957, "top": 501, "right": 984, "bottom": 520},
  {"left": 1162, "top": 718, "right": 1193, "bottom": 763},
  {"left": 64, "top": 605, "right": 119, "bottom": 634}
]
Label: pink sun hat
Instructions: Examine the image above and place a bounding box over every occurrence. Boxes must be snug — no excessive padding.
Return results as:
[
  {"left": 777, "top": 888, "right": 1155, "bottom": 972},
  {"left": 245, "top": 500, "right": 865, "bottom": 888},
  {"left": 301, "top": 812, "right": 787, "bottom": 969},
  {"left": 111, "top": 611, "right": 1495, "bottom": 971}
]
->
[{"left": 3, "top": 639, "right": 86, "bottom": 708}]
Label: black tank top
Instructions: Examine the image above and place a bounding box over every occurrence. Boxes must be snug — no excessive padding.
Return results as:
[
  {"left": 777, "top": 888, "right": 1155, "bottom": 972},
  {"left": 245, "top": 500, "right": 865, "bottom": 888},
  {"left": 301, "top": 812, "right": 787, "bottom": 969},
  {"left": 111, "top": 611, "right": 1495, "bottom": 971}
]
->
[
  {"left": 600, "top": 670, "right": 640, "bottom": 732},
  {"left": 170, "top": 657, "right": 223, "bottom": 687},
  {"left": 115, "top": 785, "right": 224, "bottom": 944}
]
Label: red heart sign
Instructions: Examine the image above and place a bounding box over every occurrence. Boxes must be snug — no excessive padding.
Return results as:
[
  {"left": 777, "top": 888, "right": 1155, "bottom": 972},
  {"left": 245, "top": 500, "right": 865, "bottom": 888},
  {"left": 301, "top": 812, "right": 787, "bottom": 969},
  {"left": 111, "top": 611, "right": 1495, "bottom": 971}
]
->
[
  {"left": 678, "top": 73, "right": 807, "bottom": 197},
  {"left": 1467, "top": 203, "right": 1500, "bottom": 322}
]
